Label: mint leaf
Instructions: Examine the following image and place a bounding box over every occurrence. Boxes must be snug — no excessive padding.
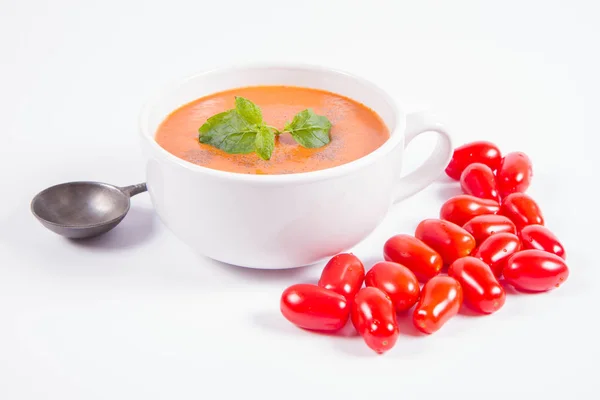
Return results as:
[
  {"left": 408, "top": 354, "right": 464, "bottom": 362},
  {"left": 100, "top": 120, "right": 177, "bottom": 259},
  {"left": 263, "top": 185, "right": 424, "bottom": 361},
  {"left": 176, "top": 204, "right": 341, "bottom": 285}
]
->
[
  {"left": 255, "top": 125, "right": 275, "bottom": 160},
  {"left": 198, "top": 99, "right": 332, "bottom": 159},
  {"left": 199, "top": 110, "right": 258, "bottom": 154},
  {"left": 235, "top": 97, "right": 263, "bottom": 126},
  {"left": 284, "top": 109, "right": 332, "bottom": 148}
]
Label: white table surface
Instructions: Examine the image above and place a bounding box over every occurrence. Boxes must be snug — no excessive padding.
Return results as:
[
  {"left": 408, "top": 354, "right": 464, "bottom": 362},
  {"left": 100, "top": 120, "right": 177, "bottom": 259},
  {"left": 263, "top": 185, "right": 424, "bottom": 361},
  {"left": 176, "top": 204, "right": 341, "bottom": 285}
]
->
[{"left": 1, "top": 0, "right": 599, "bottom": 398}]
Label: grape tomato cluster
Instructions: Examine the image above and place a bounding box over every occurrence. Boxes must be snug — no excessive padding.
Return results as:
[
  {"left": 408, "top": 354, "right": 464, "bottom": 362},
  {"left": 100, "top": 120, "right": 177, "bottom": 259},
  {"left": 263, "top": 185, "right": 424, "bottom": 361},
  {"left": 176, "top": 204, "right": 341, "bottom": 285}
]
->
[{"left": 280, "top": 140, "right": 569, "bottom": 354}]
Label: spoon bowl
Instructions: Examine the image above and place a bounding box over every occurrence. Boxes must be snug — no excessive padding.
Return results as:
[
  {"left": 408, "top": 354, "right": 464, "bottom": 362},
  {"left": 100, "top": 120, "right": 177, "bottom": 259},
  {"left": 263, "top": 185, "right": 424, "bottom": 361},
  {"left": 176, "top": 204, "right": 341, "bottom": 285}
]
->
[{"left": 31, "top": 182, "right": 147, "bottom": 239}]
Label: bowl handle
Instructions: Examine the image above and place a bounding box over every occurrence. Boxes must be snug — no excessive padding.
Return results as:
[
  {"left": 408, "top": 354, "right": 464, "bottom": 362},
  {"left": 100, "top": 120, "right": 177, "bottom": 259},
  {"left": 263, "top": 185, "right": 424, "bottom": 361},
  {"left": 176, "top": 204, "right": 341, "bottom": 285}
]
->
[{"left": 393, "top": 111, "right": 453, "bottom": 203}]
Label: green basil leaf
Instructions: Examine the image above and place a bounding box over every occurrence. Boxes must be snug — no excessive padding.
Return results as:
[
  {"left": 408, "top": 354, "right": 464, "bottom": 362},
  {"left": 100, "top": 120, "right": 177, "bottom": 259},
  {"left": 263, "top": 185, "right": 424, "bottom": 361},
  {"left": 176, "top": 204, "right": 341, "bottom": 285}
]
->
[
  {"left": 198, "top": 110, "right": 258, "bottom": 154},
  {"left": 235, "top": 97, "right": 263, "bottom": 126},
  {"left": 284, "top": 109, "right": 332, "bottom": 148},
  {"left": 254, "top": 125, "right": 275, "bottom": 160}
]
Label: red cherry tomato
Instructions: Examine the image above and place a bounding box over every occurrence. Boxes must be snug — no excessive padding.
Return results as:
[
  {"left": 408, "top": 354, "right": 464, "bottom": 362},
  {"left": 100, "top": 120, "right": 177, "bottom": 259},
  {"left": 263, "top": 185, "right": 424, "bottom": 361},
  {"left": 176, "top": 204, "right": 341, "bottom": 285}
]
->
[
  {"left": 383, "top": 234, "right": 443, "bottom": 282},
  {"left": 474, "top": 232, "right": 521, "bottom": 277},
  {"left": 448, "top": 257, "right": 505, "bottom": 314},
  {"left": 496, "top": 152, "right": 533, "bottom": 198},
  {"left": 460, "top": 163, "right": 500, "bottom": 201},
  {"left": 463, "top": 214, "right": 517, "bottom": 244},
  {"left": 413, "top": 276, "right": 463, "bottom": 334},
  {"left": 415, "top": 219, "right": 476, "bottom": 265},
  {"left": 318, "top": 253, "right": 365, "bottom": 300},
  {"left": 445, "top": 141, "right": 502, "bottom": 180},
  {"left": 280, "top": 284, "right": 349, "bottom": 332},
  {"left": 351, "top": 287, "right": 399, "bottom": 354},
  {"left": 500, "top": 193, "right": 544, "bottom": 230},
  {"left": 365, "top": 261, "right": 420, "bottom": 312},
  {"left": 503, "top": 250, "right": 569, "bottom": 292},
  {"left": 520, "top": 225, "right": 566, "bottom": 260},
  {"left": 440, "top": 195, "right": 500, "bottom": 226}
]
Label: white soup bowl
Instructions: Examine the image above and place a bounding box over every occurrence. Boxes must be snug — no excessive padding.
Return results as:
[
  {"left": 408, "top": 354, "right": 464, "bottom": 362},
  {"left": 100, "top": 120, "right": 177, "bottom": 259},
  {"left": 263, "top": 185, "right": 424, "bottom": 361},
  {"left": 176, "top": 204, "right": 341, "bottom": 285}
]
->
[{"left": 139, "top": 64, "right": 453, "bottom": 269}]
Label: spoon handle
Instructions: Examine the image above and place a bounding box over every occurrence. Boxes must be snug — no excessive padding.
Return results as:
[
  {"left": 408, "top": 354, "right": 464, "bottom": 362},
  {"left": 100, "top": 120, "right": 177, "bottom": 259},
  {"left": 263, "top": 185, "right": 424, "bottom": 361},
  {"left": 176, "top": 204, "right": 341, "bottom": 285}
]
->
[{"left": 120, "top": 183, "right": 147, "bottom": 197}]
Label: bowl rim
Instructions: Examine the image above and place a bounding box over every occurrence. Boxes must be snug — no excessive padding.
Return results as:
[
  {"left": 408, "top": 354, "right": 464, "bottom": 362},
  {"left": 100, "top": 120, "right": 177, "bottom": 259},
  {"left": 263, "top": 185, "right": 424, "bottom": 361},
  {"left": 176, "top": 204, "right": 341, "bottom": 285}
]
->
[{"left": 138, "top": 62, "right": 404, "bottom": 184}]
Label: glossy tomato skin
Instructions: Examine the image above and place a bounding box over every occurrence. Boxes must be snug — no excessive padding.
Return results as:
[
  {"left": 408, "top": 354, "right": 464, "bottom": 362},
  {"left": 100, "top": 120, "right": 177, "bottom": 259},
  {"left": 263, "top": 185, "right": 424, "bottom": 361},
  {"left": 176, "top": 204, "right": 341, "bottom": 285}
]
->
[
  {"left": 500, "top": 193, "right": 544, "bottom": 230},
  {"left": 413, "top": 276, "right": 463, "bottom": 334},
  {"left": 463, "top": 214, "right": 517, "bottom": 244},
  {"left": 520, "top": 225, "right": 566, "bottom": 259},
  {"left": 445, "top": 141, "right": 502, "bottom": 180},
  {"left": 448, "top": 257, "right": 505, "bottom": 314},
  {"left": 365, "top": 261, "right": 420, "bottom": 312},
  {"left": 460, "top": 163, "right": 500, "bottom": 201},
  {"left": 474, "top": 232, "right": 521, "bottom": 277},
  {"left": 351, "top": 287, "right": 399, "bottom": 354},
  {"left": 383, "top": 234, "right": 443, "bottom": 282},
  {"left": 440, "top": 195, "right": 500, "bottom": 226},
  {"left": 497, "top": 152, "right": 533, "bottom": 198},
  {"left": 280, "top": 284, "right": 349, "bottom": 332},
  {"left": 503, "top": 250, "right": 569, "bottom": 292},
  {"left": 415, "top": 219, "right": 476, "bottom": 265},
  {"left": 318, "top": 253, "right": 365, "bottom": 300}
]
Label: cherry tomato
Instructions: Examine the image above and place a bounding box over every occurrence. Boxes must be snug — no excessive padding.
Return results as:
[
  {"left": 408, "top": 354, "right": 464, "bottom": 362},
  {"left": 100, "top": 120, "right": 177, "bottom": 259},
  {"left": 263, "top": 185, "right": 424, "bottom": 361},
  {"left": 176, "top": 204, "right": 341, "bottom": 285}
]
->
[
  {"left": 463, "top": 214, "right": 517, "bottom": 244},
  {"left": 474, "top": 232, "right": 521, "bottom": 277},
  {"left": 445, "top": 141, "right": 502, "bottom": 180},
  {"left": 415, "top": 219, "right": 476, "bottom": 265},
  {"left": 440, "top": 195, "right": 500, "bottom": 226},
  {"left": 503, "top": 250, "right": 569, "bottom": 292},
  {"left": 318, "top": 253, "right": 365, "bottom": 300},
  {"left": 413, "top": 276, "right": 462, "bottom": 334},
  {"left": 351, "top": 287, "right": 399, "bottom": 354},
  {"left": 365, "top": 261, "right": 420, "bottom": 312},
  {"left": 280, "top": 284, "right": 349, "bottom": 332},
  {"left": 500, "top": 193, "right": 544, "bottom": 230},
  {"left": 448, "top": 257, "right": 505, "bottom": 314},
  {"left": 383, "top": 234, "right": 443, "bottom": 282},
  {"left": 496, "top": 152, "right": 533, "bottom": 198},
  {"left": 460, "top": 163, "right": 500, "bottom": 201},
  {"left": 520, "top": 225, "right": 566, "bottom": 260}
]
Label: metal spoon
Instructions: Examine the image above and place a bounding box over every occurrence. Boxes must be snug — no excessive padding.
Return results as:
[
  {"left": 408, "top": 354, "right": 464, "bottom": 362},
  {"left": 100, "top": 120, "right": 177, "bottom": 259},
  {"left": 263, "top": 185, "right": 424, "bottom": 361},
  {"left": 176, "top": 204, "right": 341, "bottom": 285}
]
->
[{"left": 31, "top": 182, "right": 147, "bottom": 239}]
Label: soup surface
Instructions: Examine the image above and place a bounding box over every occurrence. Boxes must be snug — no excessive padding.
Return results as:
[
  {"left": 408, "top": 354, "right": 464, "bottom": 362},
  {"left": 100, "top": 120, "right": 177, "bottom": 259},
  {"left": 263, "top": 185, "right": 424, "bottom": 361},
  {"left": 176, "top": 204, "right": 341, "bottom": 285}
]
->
[{"left": 155, "top": 86, "right": 390, "bottom": 174}]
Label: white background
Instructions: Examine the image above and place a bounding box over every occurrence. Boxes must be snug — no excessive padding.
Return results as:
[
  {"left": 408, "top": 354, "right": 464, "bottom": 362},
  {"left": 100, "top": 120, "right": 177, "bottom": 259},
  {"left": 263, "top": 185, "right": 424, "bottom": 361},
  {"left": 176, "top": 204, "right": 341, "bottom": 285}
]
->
[{"left": 1, "top": 0, "right": 599, "bottom": 398}]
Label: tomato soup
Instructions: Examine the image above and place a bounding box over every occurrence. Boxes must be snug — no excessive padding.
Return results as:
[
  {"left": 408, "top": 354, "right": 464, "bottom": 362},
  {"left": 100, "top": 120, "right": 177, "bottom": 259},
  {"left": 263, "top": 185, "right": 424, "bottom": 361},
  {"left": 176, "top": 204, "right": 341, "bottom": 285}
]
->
[{"left": 155, "top": 86, "right": 390, "bottom": 174}]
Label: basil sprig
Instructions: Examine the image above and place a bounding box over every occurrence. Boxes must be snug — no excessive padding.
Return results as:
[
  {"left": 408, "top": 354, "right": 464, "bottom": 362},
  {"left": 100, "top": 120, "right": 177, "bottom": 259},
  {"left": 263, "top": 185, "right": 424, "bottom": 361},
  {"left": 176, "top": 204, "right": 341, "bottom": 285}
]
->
[{"left": 198, "top": 97, "right": 331, "bottom": 160}]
